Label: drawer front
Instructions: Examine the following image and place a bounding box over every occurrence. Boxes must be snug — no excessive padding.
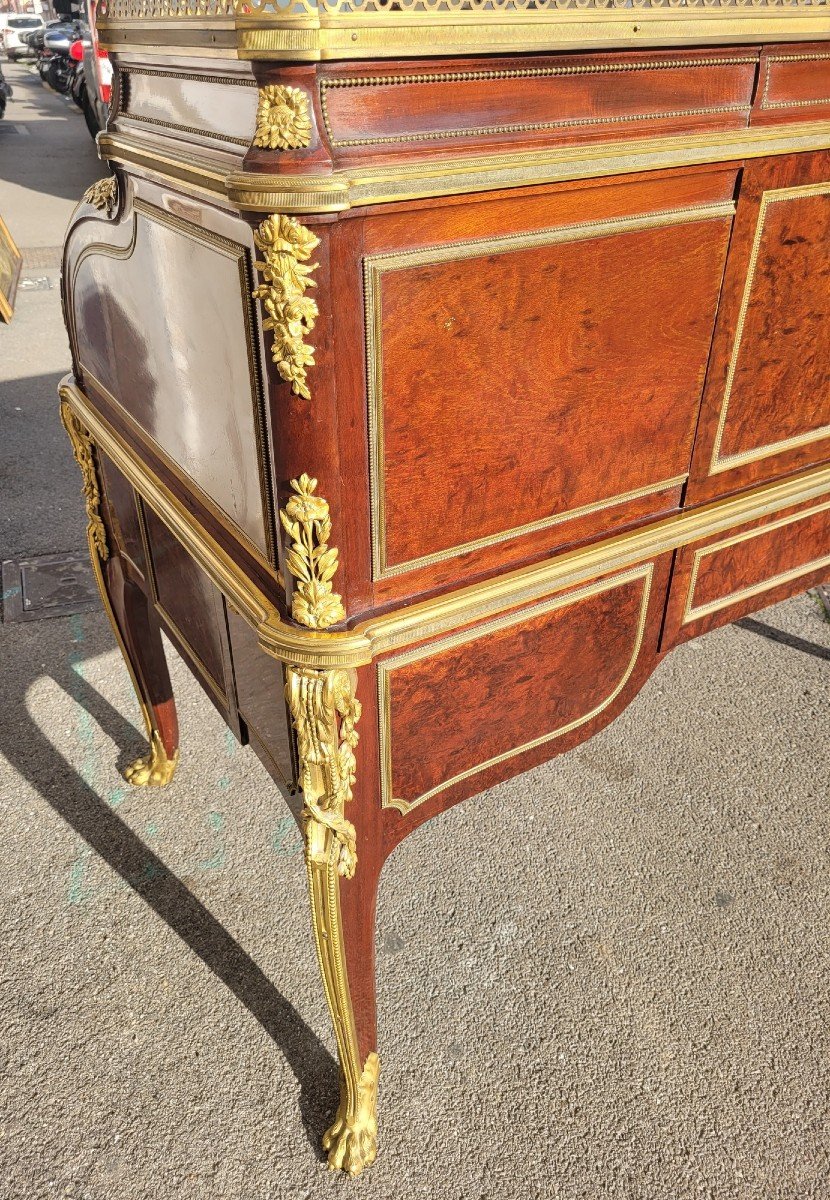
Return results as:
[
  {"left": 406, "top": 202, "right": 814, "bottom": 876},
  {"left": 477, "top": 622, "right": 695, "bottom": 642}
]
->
[
  {"left": 364, "top": 167, "right": 736, "bottom": 603},
  {"left": 687, "top": 152, "right": 830, "bottom": 506},
  {"left": 323, "top": 49, "right": 756, "bottom": 156},
  {"left": 378, "top": 557, "right": 670, "bottom": 817},
  {"left": 663, "top": 495, "right": 830, "bottom": 649},
  {"left": 753, "top": 44, "right": 830, "bottom": 126}
]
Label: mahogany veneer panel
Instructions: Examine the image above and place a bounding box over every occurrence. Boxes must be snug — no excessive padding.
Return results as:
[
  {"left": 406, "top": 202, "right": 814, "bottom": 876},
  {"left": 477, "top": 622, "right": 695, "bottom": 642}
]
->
[
  {"left": 382, "top": 563, "right": 656, "bottom": 813},
  {"left": 322, "top": 50, "right": 756, "bottom": 158},
  {"left": 754, "top": 44, "right": 830, "bottom": 125},
  {"left": 688, "top": 151, "right": 830, "bottom": 505},
  {"left": 663, "top": 495, "right": 830, "bottom": 648},
  {"left": 372, "top": 173, "right": 734, "bottom": 580},
  {"left": 99, "top": 451, "right": 147, "bottom": 578}
]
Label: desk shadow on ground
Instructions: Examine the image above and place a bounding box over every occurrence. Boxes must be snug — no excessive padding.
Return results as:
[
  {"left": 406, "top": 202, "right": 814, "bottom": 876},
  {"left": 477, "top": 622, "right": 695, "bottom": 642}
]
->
[{"left": 0, "top": 612, "right": 338, "bottom": 1160}]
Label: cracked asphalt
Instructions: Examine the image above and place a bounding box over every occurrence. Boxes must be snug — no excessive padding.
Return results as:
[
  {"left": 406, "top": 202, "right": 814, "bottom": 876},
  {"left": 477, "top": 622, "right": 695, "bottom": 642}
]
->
[{"left": 1, "top": 57, "right": 829, "bottom": 1200}]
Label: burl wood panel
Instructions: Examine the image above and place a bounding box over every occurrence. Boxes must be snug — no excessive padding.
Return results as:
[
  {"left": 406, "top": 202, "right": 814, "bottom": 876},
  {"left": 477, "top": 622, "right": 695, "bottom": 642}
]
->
[
  {"left": 382, "top": 563, "right": 654, "bottom": 813},
  {"left": 687, "top": 152, "right": 830, "bottom": 505},
  {"left": 662, "top": 494, "right": 830, "bottom": 649},
  {"left": 371, "top": 170, "right": 734, "bottom": 583},
  {"left": 70, "top": 200, "right": 272, "bottom": 561},
  {"left": 321, "top": 50, "right": 756, "bottom": 158},
  {"left": 753, "top": 44, "right": 830, "bottom": 126}
]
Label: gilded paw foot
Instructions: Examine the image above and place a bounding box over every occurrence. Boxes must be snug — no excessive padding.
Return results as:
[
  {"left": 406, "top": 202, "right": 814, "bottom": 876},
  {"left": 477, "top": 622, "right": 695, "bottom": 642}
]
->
[
  {"left": 124, "top": 732, "right": 179, "bottom": 787},
  {"left": 322, "top": 1053, "right": 380, "bottom": 1177}
]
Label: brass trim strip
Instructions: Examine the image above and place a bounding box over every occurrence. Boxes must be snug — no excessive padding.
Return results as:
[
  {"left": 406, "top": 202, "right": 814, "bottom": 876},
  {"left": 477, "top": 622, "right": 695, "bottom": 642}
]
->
[
  {"left": 709, "top": 181, "right": 830, "bottom": 476},
  {"left": 365, "top": 201, "right": 732, "bottom": 581},
  {"left": 319, "top": 57, "right": 755, "bottom": 148},
  {"left": 378, "top": 564, "right": 653, "bottom": 814},
  {"left": 761, "top": 52, "right": 830, "bottom": 110},
  {"left": 61, "top": 376, "right": 830, "bottom": 667},
  {"left": 682, "top": 496, "right": 830, "bottom": 624},
  {"left": 97, "top": 121, "right": 830, "bottom": 214}
]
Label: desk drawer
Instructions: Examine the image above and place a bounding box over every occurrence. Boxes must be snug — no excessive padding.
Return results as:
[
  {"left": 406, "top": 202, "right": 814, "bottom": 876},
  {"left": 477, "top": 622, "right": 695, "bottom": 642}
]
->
[
  {"left": 662, "top": 494, "right": 830, "bottom": 649},
  {"left": 753, "top": 45, "right": 830, "bottom": 126}
]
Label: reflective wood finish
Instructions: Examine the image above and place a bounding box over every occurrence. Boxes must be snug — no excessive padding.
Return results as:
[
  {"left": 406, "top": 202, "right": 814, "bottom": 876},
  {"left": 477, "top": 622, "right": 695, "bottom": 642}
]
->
[{"left": 60, "top": 34, "right": 830, "bottom": 1177}]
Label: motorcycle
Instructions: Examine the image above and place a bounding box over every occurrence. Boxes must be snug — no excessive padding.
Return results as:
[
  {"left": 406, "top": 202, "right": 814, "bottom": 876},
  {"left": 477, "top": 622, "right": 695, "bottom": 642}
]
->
[{"left": 42, "top": 22, "right": 81, "bottom": 96}]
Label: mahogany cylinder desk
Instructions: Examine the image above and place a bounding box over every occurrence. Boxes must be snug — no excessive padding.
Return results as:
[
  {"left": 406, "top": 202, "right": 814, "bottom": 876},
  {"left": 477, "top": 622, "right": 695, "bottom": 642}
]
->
[{"left": 60, "top": 0, "right": 830, "bottom": 1176}]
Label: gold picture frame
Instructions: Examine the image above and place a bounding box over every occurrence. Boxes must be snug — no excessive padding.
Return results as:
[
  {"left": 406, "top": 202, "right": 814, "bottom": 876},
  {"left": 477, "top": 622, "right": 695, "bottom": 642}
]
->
[{"left": 0, "top": 213, "right": 22, "bottom": 324}]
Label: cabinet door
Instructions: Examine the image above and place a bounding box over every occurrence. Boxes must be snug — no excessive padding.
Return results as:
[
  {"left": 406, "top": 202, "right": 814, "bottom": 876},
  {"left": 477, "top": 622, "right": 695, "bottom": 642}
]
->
[{"left": 686, "top": 151, "right": 830, "bottom": 506}]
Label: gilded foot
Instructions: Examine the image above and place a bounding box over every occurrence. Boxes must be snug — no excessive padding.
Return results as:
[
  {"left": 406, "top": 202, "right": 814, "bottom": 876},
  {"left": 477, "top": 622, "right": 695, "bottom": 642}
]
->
[
  {"left": 124, "top": 731, "right": 179, "bottom": 787},
  {"left": 322, "top": 1053, "right": 380, "bottom": 1177}
]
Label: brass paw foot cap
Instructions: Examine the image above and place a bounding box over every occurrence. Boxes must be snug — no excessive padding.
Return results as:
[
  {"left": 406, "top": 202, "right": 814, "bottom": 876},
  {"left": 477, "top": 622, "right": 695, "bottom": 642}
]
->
[
  {"left": 323, "top": 1052, "right": 380, "bottom": 1177},
  {"left": 124, "top": 732, "right": 179, "bottom": 788}
]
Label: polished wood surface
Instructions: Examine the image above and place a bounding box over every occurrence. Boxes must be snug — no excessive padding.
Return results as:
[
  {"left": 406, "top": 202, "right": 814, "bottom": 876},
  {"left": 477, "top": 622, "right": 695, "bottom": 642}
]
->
[{"left": 59, "top": 34, "right": 830, "bottom": 1175}]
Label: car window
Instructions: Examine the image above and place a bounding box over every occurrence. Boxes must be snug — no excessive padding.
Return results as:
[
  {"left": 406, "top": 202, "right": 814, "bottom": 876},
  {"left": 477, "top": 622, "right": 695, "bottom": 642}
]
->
[{"left": 9, "top": 16, "right": 44, "bottom": 27}]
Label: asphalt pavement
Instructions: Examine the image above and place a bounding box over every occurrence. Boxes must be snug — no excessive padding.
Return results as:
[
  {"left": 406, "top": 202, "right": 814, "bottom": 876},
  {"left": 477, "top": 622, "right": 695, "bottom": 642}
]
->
[{"left": 1, "top": 57, "right": 829, "bottom": 1200}]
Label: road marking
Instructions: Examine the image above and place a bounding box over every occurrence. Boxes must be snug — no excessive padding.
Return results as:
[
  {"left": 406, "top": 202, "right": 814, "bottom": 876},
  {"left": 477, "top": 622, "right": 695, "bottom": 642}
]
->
[{"left": 12, "top": 124, "right": 30, "bottom": 136}]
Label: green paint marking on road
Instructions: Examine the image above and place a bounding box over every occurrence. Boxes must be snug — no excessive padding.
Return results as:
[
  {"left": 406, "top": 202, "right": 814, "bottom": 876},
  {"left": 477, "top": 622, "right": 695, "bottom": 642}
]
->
[
  {"left": 145, "top": 822, "right": 159, "bottom": 839},
  {"left": 272, "top": 815, "right": 303, "bottom": 858},
  {"left": 68, "top": 847, "right": 93, "bottom": 905},
  {"left": 224, "top": 729, "right": 237, "bottom": 757},
  {"left": 196, "top": 811, "right": 227, "bottom": 871},
  {"left": 108, "top": 785, "right": 126, "bottom": 811}
]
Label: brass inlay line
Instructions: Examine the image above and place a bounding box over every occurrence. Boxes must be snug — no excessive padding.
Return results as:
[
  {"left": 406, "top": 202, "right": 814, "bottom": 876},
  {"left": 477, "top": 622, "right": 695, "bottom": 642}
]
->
[
  {"left": 761, "top": 52, "right": 830, "bottom": 109},
  {"left": 97, "top": 121, "right": 830, "bottom": 213},
  {"left": 71, "top": 197, "right": 277, "bottom": 567},
  {"left": 319, "top": 57, "right": 755, "bottom": 148},
  {"left": 682, "top": 496, "right": 830, "bottom": 624},
  {"left": 365, "top": 201, "right": 732, "bottom": 582},
  {"left": 61, "top": 376, "right": 830, "bottom": 668},
  {"left": 708, "top": 181, "right": 830, "bottom": 476},
  {"left": 378, "top": 565, "right": 653, "bottom": 814}
]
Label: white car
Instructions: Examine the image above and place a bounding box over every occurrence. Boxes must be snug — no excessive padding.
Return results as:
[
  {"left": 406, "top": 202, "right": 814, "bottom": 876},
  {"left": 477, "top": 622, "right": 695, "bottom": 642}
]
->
[{"left": 2, "top": 15, "right": 44, "bottom": 62}]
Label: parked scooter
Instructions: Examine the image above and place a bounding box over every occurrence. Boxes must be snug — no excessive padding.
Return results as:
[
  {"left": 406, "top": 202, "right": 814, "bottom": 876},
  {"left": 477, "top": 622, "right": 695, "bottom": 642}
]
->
[{"left": 42, "top": 21, "right": 82, "bottom": 96}]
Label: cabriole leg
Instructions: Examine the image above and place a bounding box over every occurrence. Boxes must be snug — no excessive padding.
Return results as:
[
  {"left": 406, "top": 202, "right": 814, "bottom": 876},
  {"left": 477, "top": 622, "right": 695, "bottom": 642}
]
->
[
  {"left": 60, "top": 398, "right": 179, "bottom": 788},
  {"left": 285, "top": 665, "right": 380, "bottom": 1177}
]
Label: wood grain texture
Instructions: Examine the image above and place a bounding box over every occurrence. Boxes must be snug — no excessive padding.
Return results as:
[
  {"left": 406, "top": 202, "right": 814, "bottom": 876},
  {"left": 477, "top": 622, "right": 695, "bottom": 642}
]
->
[
  {"left": 373, "top": 175, "right": 733, "bottom": 582},
  {"left": 687, "top": 151, "right": 830, "bottom": 505},
  {"left": 321, "top": 49, "right": 756, "bottom": 159},
  {"left": 663, "top": 495, "right": 830, "bottom": 648},
  {"left": 753, "top": 43, "right": 830, "bottom": 126}
]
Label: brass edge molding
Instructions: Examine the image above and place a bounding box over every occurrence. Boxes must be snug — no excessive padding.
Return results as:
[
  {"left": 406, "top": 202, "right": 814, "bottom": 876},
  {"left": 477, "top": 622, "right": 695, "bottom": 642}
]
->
[
  {"left": 82, "top": 176, "right": 119, "bottom": 217},
  {"left": 97, "top": 122, "right": 830, "bottom": 214},
  {"left": 59, "top": 396, "right": 180, "bottom": 787},
  {"left": 762, "top": 52, "right": 830, "bottom": 110},
  {"left": 284, "top": 664, "right": 379, "bottom": 1175},
  {"left": 71, "top": 195, "right": 277, "bottom": 568},
  {"left": 359, "top": 463, "right": 830, "bottom": 657},
  {"left": 60, "top": 375, "right": 830, "bottom": 668},
  {"left": 254, "top": 84, "right": 312, "bottom": 149},
  {"left": 364, "top": 200, "right": 732, "bottom": 581},
  {"left": 60, "top": 378, "right": 372, "bottom": 669},
  {"left": 252, "top": 214, "right": 320, "bottom": 399},
  {"left": 709, "top": 181, "right": 830, "bottom": 476},
  {"left": 378, "top": 565, "right": 653, "bottom": 814},
  {"left": 319, "top": 56, "right": 756, "bottom": 148},
  {"left": 682, "top": 496, "right": 830, "bottom": 624},
  {"left": 280, "top": 473, "right": 346, "bottom": 629}
]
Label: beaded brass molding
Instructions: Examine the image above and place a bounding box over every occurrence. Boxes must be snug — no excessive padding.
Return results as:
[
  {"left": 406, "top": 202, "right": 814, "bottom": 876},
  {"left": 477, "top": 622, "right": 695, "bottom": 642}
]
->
[
  {"left": 682, "top": 497, "right": 830, "bottom": 624},
  {"left": 82, "top": 176, "right": 118, "bottom": 217},
  {"left": 280, "top": 474, "right": 346, "bottom": 630},
  {"left": 378, "top": 564, "right": 654, "bottom": 814},
  {"left": 284, "top": 664, "right": 379, "bottom": 1175},
  {"left": 709, "top": 181, "right": 830, "bottom": 475},
  {"left": 761, "top": 52, "right": 830, "bottom": 109},
  {"left": 252, "top": 214, "right": 319, "bottom": 399},
  {"left": 364, "top": 200, "right": 733, "bottom": 581},
  {"left": 254, "top": 84, "right": 312, "bottom": 149},
  {"left": 319, "top": 57, "right": 755, "bottom": 149}
]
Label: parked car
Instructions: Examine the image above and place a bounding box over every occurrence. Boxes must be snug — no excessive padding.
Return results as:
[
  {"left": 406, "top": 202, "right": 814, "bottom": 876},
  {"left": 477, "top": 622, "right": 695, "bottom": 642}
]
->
[{"left": 2, "top": 14, "right": 44, "bottom": 61}]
